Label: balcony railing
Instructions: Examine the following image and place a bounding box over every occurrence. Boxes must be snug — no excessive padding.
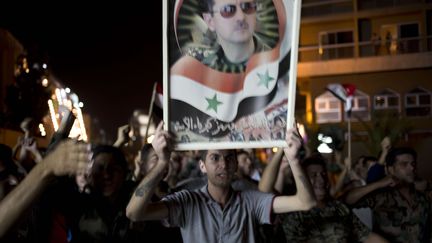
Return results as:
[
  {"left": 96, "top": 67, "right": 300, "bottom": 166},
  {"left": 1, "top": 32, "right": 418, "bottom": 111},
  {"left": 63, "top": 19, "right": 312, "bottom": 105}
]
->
[
  {"left": 301, "top": 0, "right": 353, "bottom": 18},
  {"left": 357, "top": 0, "right": 424, "bottom": 10},
  {"left": 298, "top": 36, "right": 432, "bottom": 62},
  {"left": 359, "top": 36, "right": 432, "bottom": 57},
  {"left": 299, "top": 43, "right": 355, "bottom": 62}
]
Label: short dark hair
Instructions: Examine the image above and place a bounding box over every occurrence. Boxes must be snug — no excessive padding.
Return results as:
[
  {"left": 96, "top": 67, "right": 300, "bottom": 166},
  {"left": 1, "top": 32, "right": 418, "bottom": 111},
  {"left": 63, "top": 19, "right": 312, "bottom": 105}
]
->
[
  {"left": 236, "top": 150, "right": 249, "bottom": 158},
  {"left": 301, "top": 155, "right": 327, "bottom": 171},
  {"left": 356, "top": 156, "right": 377, "bottom": 167},
  {"left": 201, "top": 0, "right": 214, "bottom": 13},
  {"left": 199, "top": 149, "right": 237, "bottom": 162},
  {"left": 92, "top": 145, "right": 128, "bottom": 171},
  {"left": 385, "top": 147, "right": 417, "bottom": 167}
]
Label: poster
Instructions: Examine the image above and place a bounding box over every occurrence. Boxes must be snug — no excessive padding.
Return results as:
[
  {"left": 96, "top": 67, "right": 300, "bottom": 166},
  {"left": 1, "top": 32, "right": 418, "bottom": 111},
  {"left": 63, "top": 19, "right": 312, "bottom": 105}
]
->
[{"left": 163, "top": 0, "right": 301, "bottom": 150}]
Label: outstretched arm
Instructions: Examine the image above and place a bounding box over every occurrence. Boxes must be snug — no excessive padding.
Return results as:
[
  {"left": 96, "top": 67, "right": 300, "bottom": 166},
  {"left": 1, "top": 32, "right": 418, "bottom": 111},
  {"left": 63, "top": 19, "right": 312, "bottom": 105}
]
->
[
  {"left": 0, "top": 140, "right": 91, "bottom": 238},
  {"left": 126, "top": 122, "right": 171, "bottom": 222},
  {"left": 258, "top": 149, "right": 284, "bottom": 193},
  {"left": 344, "top": 175, "right": 396, "bottom": 205},
  {"left": 272, "top": 128, "right": 316, "bottom": 213},
  {"left": 330, "top": 157, "right": 350, "bottom": 198}
]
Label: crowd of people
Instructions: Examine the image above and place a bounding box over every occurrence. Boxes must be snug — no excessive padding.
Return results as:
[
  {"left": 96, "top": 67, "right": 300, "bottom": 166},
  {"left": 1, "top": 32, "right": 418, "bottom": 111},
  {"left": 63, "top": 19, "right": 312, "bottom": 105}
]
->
[{"left": 0, "top": 114, "right": 431, "bottom": 243}]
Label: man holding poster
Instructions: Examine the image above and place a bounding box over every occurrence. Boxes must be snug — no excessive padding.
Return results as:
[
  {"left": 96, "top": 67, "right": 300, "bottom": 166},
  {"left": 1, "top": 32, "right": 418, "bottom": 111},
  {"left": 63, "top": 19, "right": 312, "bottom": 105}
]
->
[{"left": 167, "top": 0, "right": 299, "bottom": 150}]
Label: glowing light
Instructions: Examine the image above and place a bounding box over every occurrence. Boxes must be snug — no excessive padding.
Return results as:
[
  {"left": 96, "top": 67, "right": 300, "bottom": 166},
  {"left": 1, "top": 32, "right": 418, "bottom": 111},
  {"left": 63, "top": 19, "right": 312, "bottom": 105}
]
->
[
  {"left": 79, "top": 102, "right": 84, "bottom": 108},
  {"left": 65, "top": 87, "right": 71, "bottom": 93},
  {"left": 272, "top": 147, "right": 278, "bottom": 153},
  {"left": 75, "top": 108, "right": 88, "bottom": 142},
  {"left": 42, "top": 63, "right": 47, "bottom": 69},
  {"left": 42, "top": 78, "right": 49, "bottom": 87},
  {"left": 147, "top": 134, "right": 155, "bottom": 144},
  {"left": 318, "top": 133, "right": 333, "bottom": 144},
  {"left": 38, "top": 123, "right": 46, "bottom": 137},
  {"left": 25, "top": 68, "right": 30, "bottom": 73},
  {"left": 296, "top": 123, "right": 307, "bottom": 142},
  {"left": 317, "top": 143, "right": 333, "bottom": 154},
  {"left": 60, "top": 89, "right": 67, "bottom": 99},
  {"left": 48, "top": 99, "right": 59, "bottom": 131},
  {"left": 55, "top": 89, "right": 63, "bottom": 105}
]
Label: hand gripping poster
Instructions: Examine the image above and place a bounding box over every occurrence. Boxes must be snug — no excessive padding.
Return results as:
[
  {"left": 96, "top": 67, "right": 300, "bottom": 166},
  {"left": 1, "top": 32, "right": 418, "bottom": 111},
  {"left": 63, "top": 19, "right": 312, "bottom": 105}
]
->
[{"left": 163, "top": 0, "right": 302, "bottom": 150}]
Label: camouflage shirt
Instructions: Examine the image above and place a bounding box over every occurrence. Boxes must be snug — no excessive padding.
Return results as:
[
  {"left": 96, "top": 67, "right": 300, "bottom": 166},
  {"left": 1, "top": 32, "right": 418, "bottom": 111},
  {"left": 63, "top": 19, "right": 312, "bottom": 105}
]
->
[
  {"left": 281, "top": 200, "right": 369, "bottom": 243},
  {"left": 355, "top": 186, "right": 432, "bottom": 243},
  {"left": 186, "top": 37, "right": 270, "bottom": 73}
]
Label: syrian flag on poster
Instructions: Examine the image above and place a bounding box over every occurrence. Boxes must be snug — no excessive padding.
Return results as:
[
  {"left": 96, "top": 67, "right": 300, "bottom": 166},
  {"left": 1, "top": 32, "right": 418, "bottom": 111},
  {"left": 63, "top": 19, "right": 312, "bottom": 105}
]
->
[
  {"left": 170, "top": 62, "right": 279, "bottom": 123},
  {"left": 326, "top": 83, "right": 356, "bottom": 115}
]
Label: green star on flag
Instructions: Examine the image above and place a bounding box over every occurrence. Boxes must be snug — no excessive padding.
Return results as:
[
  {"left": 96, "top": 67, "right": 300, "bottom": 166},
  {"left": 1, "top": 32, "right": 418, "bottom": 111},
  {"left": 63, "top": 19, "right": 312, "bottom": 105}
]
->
[
  {"left": 206, "top": 93, "right": 223, "bottom": 113},
  {"left": 257, "top": 70, "right": 275, "bottom": 89}
]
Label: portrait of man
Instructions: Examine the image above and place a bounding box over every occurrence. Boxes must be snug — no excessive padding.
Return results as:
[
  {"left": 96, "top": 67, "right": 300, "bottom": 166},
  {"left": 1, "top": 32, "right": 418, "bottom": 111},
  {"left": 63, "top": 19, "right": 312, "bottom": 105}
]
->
[{"left": 165, "top": 0, "right": 300, "bottom": 149}]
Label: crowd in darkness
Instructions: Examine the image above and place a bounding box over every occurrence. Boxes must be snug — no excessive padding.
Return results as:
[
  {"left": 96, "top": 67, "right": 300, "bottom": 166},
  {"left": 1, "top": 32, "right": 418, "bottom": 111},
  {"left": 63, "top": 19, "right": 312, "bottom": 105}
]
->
[
  {"left": 0, "top": 114, "right": 431, "bottom": 243},
  {"left": 0, "top": 0, "right": 431, "bottom": 241}
]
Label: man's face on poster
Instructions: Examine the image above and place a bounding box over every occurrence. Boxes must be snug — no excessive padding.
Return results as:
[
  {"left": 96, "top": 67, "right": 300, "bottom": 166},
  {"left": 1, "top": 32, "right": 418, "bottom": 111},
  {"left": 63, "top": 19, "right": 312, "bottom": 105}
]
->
[{"left": 205, "top": 0, "right": 257, "bottom": 45}]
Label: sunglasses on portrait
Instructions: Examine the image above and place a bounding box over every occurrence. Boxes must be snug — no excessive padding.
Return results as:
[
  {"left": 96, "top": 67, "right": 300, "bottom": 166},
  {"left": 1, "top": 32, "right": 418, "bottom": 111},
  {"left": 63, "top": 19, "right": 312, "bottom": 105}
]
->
[{"left": 213, "top": 2, "right": 257, "bottom": 18}]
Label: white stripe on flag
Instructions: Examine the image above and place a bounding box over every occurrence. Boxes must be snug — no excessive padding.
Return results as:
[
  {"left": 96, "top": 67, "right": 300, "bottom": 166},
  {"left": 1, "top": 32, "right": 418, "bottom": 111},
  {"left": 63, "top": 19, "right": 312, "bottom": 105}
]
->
[{"left": 171, "top": 61, "right": 279, "bottom": 122}]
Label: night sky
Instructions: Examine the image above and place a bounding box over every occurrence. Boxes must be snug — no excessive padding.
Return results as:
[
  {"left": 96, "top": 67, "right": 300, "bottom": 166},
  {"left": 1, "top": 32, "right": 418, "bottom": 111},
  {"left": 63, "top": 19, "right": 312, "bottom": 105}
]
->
[{"left": 0, "top": 4, "right": 163, "bottom": 140}]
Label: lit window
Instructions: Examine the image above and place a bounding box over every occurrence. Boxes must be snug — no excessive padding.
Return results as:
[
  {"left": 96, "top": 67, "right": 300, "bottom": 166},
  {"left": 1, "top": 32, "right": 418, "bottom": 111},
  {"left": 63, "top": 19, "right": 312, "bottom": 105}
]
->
[
  {"left": 405, "top": 87, "right": 431, "bottom": 117},
  {"left": 315, "top": 91, "right": 342, "bottom": 124},
  {"left": 374, "top": 89, "right": 400, "bottom": 111},
  {"left": 345, "top": 89, "right": 370, "bottom": 121}
]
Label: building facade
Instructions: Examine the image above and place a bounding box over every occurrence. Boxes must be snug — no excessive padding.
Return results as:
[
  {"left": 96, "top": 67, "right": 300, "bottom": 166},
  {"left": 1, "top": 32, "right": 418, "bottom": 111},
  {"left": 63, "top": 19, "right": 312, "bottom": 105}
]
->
[{"left": 297, "top": 0, "right": 432, "bottom": 178}]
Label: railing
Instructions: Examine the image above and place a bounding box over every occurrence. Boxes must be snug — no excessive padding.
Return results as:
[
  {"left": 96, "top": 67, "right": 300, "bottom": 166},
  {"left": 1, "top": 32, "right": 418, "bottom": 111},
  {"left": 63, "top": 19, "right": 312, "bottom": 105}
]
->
[
  {"left": 358, "top": 36, "right": 432, "bottom": 57},
  {"left": 299, "top": 43, "right": 355, "bottom": 62},
  {"left": 298, "top": 36, "right": 432, "bottom": 62},
  {"left": 357, "top": 0, "right": 425, "bottom": 10},
  {"left": 301, "top": 0, "right": 353, "bottom": 18}
]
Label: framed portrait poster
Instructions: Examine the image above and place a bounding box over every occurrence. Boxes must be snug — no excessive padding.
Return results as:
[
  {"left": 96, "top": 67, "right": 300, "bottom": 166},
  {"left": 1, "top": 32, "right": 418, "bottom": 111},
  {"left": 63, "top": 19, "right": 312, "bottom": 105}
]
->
[{"left": 163, "top": 0, "right": 302, "bottom": 150}]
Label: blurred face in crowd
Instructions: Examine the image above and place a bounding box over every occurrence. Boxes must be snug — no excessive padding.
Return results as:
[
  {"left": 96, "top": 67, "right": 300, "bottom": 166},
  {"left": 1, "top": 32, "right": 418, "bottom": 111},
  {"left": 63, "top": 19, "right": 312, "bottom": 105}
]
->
[
  {"left": 91, "top": 153, "right": 126, "bottom": 197},
  {"left": 200, "top": 150, "right": 238, "bottom": 188},
  {"left": 388, "top": 153, "right": 416, "bottom": 184},
  {"left": 305, "top": 164, "right": 329, "bottom": 202},
  {"left": 237, "top": 152, "right": 253, "bottom": 177},
  {"left": 353, "top": 157, "right": 368, "bottom": 180}
]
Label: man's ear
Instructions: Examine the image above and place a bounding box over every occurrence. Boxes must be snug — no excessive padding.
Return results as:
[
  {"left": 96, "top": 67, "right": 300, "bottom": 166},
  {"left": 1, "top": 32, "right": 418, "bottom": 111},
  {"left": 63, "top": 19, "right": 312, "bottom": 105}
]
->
[
  {"left": 203, "top": 13, "right": 215, "bottom": 32},
  {"left": 199, "top": 159, "right": 207, "bottom": 174}
]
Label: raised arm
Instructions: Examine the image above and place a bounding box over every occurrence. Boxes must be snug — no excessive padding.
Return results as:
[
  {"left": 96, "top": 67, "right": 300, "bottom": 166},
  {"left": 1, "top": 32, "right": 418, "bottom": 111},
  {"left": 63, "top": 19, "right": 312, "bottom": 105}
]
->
[
  {"left": 258, "top": 149, "right": 284, "bottom": 193},
  {"left": 272, "top": 128, "right": 316, "bottom": 213},
  {"left": 344, "top": 175, "right": 395, "bottom": 205},
  {"left": 0, "top": 140, "right": 91, "bottom": 238},
  {"left": 377, "top": 137, "right": 391, "bottom": 165},
  {"left": 330, "top": 157, "right": 350, "bottom": 198},
  {"left": 126, "top": 122, "right": 171, "bottom": 222}
]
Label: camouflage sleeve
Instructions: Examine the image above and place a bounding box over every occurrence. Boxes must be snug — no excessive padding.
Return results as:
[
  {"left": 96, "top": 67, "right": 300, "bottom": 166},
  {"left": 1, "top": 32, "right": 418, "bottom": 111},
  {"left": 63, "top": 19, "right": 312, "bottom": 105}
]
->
[
  {"left": 353, "top": 190, "right": 379, "bottom": 209},
  {"left": 350, "top": 212, "right": 371, "bottom": 242},
  {"left": 281, "top": 213, "right": 307, "bottom": 242}
]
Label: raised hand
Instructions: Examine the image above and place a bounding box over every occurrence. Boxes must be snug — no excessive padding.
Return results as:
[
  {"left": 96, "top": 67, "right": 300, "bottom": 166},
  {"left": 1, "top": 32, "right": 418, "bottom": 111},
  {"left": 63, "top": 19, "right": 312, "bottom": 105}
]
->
[
  {"left": 283, "top": 128, "right": 302, "bottom": 162},
  {"left": 43, "top": 140, "right": 92, "bottom": 177},
  {"left": 381, "top": 136, "right": 391, "bottom": 152},
  {"left": 152, "top": 122, "right": 173, "bottom": 164}
]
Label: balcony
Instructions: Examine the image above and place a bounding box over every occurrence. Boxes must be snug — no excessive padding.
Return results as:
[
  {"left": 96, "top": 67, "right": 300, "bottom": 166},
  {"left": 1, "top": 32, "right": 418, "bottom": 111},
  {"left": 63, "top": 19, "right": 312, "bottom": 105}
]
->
[
  {"left": 357, "top": 0, "right": 425, "bottom": 11},
  {"left": 302, "top": 0, "right": 353, "bottom": 18},
  {"left": 297, "top": 36, "right": 432, "bottom": 77}
]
